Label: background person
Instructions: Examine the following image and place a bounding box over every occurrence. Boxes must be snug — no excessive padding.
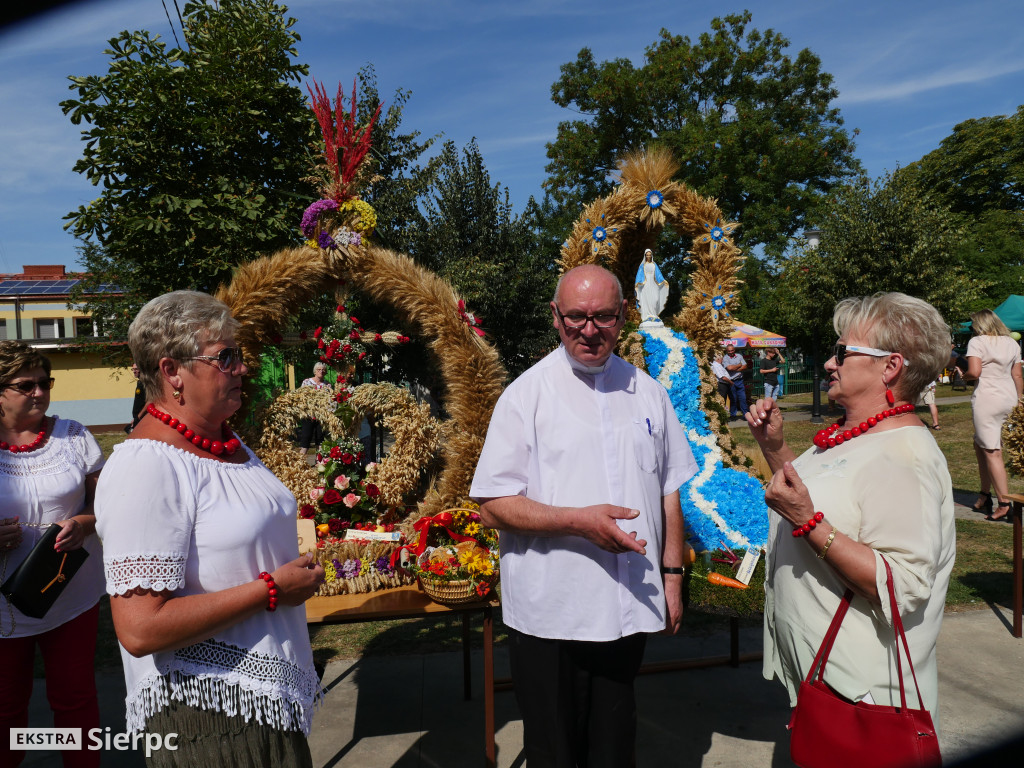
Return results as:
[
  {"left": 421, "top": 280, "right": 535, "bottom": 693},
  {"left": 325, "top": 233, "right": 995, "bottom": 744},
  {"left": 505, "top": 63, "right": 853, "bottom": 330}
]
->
[
  {"left": 0, "top": 341, "right": 105, "bottom": 768},
  {"left": 95, "top": 291, "right": 324, "bottom": 767},
  {"left": 297, "top": 361, "right": 332, "bottom": 455},
  {"left": 745, "top": 292, "right": 954, "bottom": 731},
  {"left": 964, "top": 309, "right": 1023, "bottom": 521},
  {"left": 721, "top": 343, "right": 748, "bottom": 419},
  {"left": 759, "top": 347, "right": 785, "bottom": 401},
  {"left": 920, "top": 379, "right": 940, "bottom": 430},
  {"left": 712, "top": 353, "right": 733, "bottom": 412},
  {"left": 125, "top": 361, "right": 147, "bottom": 433},
  {"left": 471, "top": 265, "right": 697, "bottom": 767}
]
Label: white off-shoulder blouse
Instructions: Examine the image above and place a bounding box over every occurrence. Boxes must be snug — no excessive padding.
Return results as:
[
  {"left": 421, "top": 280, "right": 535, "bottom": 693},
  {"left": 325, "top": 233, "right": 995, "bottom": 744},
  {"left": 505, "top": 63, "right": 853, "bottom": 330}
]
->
[
  {"left": 94, "top": 438, "right": 320, "bottom": 735},
  {"left": 0, "top": 417, "right": 105, "bottom": 637}
]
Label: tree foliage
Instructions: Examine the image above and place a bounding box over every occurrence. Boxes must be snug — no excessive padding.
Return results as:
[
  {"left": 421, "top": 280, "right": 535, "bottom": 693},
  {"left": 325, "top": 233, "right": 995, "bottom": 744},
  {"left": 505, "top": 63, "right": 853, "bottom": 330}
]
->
[
  {"left": 407, "top": 140, "right": 556, "bottom": 377},
  {"left": 899, "top": 105, "right": 1024, "bottom": 310},
  {"left": 61, "top": 0, "right": 314, "bottom": 341},
  {"left": 769, "top": 172, "right": 986, "bottom": 349},
  {"left": 544, "top": 11, "right": 860, "bottom": 258}
]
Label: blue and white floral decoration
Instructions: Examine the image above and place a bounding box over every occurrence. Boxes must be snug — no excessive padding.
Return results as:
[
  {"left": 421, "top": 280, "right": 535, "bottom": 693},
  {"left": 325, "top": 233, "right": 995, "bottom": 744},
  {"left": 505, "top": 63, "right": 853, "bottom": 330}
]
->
[
  {"left": 646, "top": 190, "right": 664, "bottom": 209},
  {"left": 696, "top": 218, "right": 739, "bottom": 252},
  {"left": 699, "top": 285, "right": 735, "bottom": 321},
  {"left": 641, "top": 325, "right": 768, "bottom": 552},
  {"left": 581, "top": 213, "right": 618, "bottom": 255}
]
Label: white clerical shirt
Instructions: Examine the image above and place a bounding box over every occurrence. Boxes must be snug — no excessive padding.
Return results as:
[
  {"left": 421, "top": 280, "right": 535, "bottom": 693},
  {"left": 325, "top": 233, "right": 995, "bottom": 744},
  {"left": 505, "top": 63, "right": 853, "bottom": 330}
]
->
[{"left": 470, "top": 346, "right": 698, "bottom": 641}]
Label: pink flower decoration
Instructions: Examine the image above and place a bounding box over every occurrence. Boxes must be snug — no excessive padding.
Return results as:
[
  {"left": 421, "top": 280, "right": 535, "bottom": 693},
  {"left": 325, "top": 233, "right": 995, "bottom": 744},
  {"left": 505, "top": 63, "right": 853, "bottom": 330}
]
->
[
  {"left": 333, "top": 475, "right": 350, "bottom": 490},
  {"left": 343, "top": 493, "right": 360, "bottom": 508},
  {"left": 310, "top": 487, "right": 325, "bottom": 501}
]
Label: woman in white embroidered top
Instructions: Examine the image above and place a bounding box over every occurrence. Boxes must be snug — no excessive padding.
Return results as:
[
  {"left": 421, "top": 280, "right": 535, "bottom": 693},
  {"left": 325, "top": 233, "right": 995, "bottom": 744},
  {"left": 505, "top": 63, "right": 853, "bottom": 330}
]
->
[
  {"left": 0, "top": 342, "right": 105, "bottom": 768},
  {"left": 744, "top": 293, "right": 955, "bottom": 728},
  {"left": 95, "top": 291, "right": 325, "bottom": 768}
]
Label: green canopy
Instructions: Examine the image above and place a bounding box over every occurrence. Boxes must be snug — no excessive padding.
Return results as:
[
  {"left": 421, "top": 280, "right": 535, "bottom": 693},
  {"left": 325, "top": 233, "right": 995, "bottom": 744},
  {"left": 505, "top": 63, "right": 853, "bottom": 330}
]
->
[{"left": 958, "top": 295, "right": 1024, "bottom": 333}]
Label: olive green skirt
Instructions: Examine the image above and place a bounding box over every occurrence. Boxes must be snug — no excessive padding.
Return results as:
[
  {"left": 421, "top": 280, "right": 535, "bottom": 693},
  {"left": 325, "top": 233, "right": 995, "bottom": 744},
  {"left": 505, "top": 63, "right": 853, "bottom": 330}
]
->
[{"left": 144, "top": 700, "right": 312, "bottom": 768}]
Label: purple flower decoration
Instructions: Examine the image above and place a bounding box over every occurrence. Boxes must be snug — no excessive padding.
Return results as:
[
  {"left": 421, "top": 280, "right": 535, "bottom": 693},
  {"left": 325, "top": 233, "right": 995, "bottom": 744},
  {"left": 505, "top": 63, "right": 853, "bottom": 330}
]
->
[
  {"left": 301, "top": 199, "right": 339, "bottom": 238},
  {"left": 340, "top": 558, "right": 361, "bottom": 579},
  {"left": 318, "top": 232, "right": 337, "bottom": 250},
  {"left": 374, "top": 556, "right": 392, "bottom": 574}
]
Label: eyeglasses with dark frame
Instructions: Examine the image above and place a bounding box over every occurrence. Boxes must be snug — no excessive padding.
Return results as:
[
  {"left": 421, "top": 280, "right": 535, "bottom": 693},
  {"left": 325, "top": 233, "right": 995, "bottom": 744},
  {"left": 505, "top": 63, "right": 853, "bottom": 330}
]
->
[
  {"left": 833, "top": 343, "right": 907, "bottom": 366},
  {"left": 188, "top": 347, "right": 246, "bottom": 373},
  {"left": 4, "top": 377, "right": 56, "bottom": 395},
  {"left": 554, "top": 306, "right": 621, "bottom": 329}
]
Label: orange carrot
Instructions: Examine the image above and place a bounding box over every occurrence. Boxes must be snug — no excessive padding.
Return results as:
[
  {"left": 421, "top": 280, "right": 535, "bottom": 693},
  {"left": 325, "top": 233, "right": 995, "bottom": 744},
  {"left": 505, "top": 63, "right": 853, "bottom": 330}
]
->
[{"left": 705, "top": 571, "right": 748, "bottom": 590}]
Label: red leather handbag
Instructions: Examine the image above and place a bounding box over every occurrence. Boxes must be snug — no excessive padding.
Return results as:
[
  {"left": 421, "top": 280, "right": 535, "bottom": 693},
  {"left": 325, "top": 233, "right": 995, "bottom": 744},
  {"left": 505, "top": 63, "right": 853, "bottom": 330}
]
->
[{"left": 788, "top": 558, "right": 942, "bottom": 768}]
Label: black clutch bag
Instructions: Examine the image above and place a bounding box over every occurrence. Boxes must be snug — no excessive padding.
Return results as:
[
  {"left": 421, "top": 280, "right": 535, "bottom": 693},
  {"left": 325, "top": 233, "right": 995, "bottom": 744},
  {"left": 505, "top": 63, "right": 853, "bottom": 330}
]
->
[{"left": 1, "top": 524, "right": 89, "bottom": 619}]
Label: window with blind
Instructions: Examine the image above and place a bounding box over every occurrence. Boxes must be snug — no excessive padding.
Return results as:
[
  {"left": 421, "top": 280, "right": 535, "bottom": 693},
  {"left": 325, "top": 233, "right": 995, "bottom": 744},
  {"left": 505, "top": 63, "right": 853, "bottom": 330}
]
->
[{"left": 34, "top": 318, "right": 66, "bottom": 339}]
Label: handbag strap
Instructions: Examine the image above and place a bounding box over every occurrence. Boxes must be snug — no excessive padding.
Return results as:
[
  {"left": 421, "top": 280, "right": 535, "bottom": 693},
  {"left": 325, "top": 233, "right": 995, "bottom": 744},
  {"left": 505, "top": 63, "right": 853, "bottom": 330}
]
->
[
  {"left": 882, "top": 557, "right": 928, "bottom": 712},
  {"left": 804, "top": 587, "right": 855, "bottom": 685},
  {"left": 805, "top": 557, "right": 929, "bottom": 713}
]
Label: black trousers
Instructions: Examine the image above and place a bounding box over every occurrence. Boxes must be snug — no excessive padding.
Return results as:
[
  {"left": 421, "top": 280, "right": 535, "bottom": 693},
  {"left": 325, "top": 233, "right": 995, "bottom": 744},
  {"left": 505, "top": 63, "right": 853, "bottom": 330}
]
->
[{"left": 507, "top": 628, "right": 647, "bottom": 768}]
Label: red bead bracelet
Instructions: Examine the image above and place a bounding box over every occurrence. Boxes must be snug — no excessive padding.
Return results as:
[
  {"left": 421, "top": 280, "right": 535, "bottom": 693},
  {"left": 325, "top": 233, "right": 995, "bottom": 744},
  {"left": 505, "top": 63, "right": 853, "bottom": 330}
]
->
[
  {"left": 258, "top": 571, "right": 278, "bottom": 612},
  {"left": 792, "top": 511, "right": 825, "bottom": 538}
]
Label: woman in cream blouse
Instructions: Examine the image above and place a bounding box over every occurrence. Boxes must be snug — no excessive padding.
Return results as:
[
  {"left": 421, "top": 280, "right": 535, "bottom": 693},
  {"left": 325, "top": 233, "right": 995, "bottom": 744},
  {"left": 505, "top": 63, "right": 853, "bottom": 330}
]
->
[{"left": 744, "top": 292, "right": 955, "bottom": 725}]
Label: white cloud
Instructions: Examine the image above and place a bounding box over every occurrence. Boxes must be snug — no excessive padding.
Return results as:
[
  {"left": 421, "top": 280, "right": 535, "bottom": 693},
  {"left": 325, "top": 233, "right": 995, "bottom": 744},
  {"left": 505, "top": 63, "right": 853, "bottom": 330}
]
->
[{"left": 838, "top": 59, "right": 1024, "bottom": 104}]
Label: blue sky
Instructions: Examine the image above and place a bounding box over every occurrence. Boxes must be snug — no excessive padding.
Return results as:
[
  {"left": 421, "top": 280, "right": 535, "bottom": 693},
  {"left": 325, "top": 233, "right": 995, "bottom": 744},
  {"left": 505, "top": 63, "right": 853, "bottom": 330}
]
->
[{"left": 1, "top": 0, "right": 1022, "bottom": 273}]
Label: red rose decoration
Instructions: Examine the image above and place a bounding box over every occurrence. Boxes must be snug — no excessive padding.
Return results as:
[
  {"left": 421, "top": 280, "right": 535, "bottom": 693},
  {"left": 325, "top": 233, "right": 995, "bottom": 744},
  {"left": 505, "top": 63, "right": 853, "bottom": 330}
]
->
[
  {"left": 336, "top": 375, "right": 346, "bottom": 384},
  {"left": 365, "top": 483, "right": 380, "bottom": 498},
  {"left": 341, "top": 452, "right": 354, "bottom": 465},
  {"left": 330, "top": 339, "right": 341, "bottom": 350},
  {"left": 313, "top": 327, "right": 323, "bottom": 340},
  {"left": 328, "top": 517, "right": 343, "bottom": 532},
  {"left": 374, "top": 333, "right": 382, "bottom": 342},
  {"left": 349, "top": 316, "right": 359, "bottom": 325},
  {"left": 329, "top": 446, "right": 342, "bottom": 459},
  {"left": 336, "top": 304, "right": 344, "bottom": 313},
  {"left": 343, "top": 344, "right": 352, "bottom": 354},
  {"left": 318, "top": 338, "right": 326, "bottom": 350},
  {"left": 323, "top": 489, "right": 343, "bottom": 505},
  {"left": 299, "top": 504, "right": 316, "bottom": 519},
  {"left": 358, "top": 352, "right": 366, "bottom": 360},
  {"left": 315, "top": 453, "right": 323, "bottom": 462},
  {"left": 350, "top": 330, "right": 361, "bottom": 340},
  {"left": 356, "top": 450, "right": 365, "bottom": 461}
]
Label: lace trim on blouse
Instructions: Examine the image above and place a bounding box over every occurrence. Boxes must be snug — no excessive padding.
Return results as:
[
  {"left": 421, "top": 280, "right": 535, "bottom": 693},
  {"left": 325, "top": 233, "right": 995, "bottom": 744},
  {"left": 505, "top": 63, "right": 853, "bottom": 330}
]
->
[
  {"left": 124, "top": 638, "right": 322, "bottom": 735},
  {"left": 0, "top": 418, "right": 90, "bottom": 478},
  {"left": 104, "top": 553, "right": 187, "bottom": 595}
]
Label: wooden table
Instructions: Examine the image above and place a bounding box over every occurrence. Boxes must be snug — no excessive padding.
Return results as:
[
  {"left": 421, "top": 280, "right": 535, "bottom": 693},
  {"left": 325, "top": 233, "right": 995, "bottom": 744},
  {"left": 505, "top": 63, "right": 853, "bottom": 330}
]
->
[
  {"left": 1002, "top": 493, "right": 1024, "bottom": 638},
  {"left": 306, "top": 586, "right": 500, "bottom": 767}
]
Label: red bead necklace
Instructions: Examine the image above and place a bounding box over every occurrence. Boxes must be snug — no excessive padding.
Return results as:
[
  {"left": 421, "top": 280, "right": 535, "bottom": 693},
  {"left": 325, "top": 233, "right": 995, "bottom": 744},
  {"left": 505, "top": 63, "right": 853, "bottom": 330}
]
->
[
  {"left": 146, "top": 403, "right": 241, "bottom": 457},
  {"left": 0, "top": 421, "right": 49, "bottom": 453},
  {"left": 812, "top": 403, "right": 917, "bottom": 450}
]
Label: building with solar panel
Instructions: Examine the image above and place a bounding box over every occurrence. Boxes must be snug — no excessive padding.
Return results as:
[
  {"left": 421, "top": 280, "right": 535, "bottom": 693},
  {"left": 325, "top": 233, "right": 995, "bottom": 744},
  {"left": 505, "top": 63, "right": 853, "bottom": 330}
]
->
[{"left": 0, "top": 264, "right": 130, "bottom": 430}]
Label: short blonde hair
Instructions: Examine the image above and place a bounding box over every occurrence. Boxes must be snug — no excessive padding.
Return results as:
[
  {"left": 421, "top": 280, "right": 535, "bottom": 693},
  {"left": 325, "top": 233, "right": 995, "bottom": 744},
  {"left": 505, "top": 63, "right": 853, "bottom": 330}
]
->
[
  {"left": 970, "top": 309, "right": 1012, "bottom": 338},
  {"left": 0, "top": 341, "right": 51, "bottom": 388},
  {"left": 128, "top": 291, "right": 239, "bottom": 396},
  {"left": 833, "top": 292, "right": 950, "bottom": 400}
]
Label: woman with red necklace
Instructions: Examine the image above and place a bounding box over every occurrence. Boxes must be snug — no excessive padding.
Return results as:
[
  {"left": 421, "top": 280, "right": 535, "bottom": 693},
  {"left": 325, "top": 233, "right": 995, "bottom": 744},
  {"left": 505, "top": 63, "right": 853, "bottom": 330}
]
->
[
  {"left": 94, "top": 291, "right": 324, "bottom": 767},
  {"left": 745, "top": 293, "right": 955, "bottom": 737},
  {"left": 0, "top": 341, "right": 105, "bottom": 768}
]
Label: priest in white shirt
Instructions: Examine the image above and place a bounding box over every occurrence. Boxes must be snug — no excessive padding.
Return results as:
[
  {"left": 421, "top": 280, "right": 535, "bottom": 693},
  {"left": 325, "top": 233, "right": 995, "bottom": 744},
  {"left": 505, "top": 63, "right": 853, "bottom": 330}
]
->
[{"left": 471, "top": 264, "right": 698, "bottom": 767}]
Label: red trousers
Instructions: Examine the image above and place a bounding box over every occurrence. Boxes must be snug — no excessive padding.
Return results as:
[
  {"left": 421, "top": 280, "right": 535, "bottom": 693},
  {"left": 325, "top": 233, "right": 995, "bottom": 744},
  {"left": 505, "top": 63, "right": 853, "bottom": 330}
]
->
[{"left": 0, "top": 603, "right": 101, "bottom": 768}]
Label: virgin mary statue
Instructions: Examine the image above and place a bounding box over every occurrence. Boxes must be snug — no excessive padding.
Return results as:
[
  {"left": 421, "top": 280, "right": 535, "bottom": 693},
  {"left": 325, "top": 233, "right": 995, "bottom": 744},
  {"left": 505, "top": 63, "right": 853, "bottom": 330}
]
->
[{"left": 635, "top": 249, "right": 669, "bottom": 325}]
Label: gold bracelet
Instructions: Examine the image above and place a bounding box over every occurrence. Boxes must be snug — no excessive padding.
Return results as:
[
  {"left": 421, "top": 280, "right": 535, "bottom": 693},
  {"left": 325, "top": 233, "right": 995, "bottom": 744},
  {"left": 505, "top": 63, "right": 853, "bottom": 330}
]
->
[{"left": 817, "top": 527, "right": 836, "bottom": 560}]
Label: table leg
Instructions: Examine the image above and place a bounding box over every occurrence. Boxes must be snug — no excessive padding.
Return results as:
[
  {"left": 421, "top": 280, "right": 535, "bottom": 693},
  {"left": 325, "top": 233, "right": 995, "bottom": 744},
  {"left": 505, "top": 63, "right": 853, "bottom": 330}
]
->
[
  {"left": 1013, "top": 502, "right": 1022, "bottom": 639},
  {"left": 463, "top": 613, "right": 472, "bottom": 700},
  {"left": 483, "top": 605, "right": 495, "bottom": 768}
]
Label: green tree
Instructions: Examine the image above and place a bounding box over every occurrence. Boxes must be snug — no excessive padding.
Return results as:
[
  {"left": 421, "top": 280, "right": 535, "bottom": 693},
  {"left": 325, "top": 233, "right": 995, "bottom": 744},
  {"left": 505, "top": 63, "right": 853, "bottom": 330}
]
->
[
  {"left": 61, "top": 0, "right": 314, "bottom": 341},
  {"left": 544, "top": 11, "right": 860, "bottom": 259},
  {"left": 408, "top": 139, "right": 556, "bottom": 376},
  {"left": 899, "top": 106, "right": 1024, "bottom": 310},
  {"left": 770, "top": 172, "right": 985, "bottom": 350}
]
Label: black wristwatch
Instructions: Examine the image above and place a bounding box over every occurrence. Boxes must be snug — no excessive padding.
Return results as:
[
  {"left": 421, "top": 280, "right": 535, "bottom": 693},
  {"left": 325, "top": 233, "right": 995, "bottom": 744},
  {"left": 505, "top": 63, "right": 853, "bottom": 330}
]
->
[{"left": 660, "top": 566, "right": 686, "bottom": 575}]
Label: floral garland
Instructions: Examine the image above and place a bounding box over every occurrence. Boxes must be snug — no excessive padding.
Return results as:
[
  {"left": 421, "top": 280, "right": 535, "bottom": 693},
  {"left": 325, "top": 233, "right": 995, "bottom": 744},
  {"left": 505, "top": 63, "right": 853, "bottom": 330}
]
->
[
  {"left": 640, "top": 325, "right": 768, "bottom": 551},
  {"left": 403, "top": 504, "right": 499, "bottom": 597},
  {"left": 301, "top": 199, "right": 374, "bottom": 251}
]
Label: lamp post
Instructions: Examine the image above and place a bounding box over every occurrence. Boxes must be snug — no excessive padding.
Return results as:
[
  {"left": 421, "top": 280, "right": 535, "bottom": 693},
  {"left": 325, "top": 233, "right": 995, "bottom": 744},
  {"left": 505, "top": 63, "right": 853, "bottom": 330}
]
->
[{"left": 804, "top": 229, "right": 824, "bottom": 424}]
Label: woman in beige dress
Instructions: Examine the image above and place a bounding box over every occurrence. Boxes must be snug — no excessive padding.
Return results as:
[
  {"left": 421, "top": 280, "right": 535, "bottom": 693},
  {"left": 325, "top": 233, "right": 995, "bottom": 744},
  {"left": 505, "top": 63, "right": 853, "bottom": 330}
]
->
[{"left": 965, "top": 309, "right": 1023, "bottom": 521}]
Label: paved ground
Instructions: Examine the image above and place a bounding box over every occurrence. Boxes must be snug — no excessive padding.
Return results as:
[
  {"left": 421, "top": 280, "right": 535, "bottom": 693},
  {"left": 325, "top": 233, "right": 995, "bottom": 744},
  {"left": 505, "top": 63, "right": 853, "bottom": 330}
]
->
[{"left": 22, "top": 602, "right": 1024, "bottom": 767}]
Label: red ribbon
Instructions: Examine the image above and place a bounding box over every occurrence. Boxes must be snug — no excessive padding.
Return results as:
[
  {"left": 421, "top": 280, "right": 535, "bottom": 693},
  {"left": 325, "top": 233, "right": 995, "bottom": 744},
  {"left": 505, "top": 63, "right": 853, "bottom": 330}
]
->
[{"left": 389, "top": 512, "right": 489, "bottom": 570}]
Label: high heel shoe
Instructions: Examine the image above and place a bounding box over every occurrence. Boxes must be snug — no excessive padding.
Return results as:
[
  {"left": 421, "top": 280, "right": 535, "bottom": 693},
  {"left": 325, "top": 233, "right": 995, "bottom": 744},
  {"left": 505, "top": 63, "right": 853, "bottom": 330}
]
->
[
  {"left": 987, "top": 502, "right": 1011, "bottom": 522},
  {"left": 972, "top": 491, "right": 993, "bottom": 514}
]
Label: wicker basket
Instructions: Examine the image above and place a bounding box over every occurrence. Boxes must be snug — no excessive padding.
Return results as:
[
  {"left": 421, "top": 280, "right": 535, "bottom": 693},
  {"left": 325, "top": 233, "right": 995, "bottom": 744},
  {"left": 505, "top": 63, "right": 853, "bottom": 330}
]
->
[{"left": 418, "top": 576, "right": 483, "bottom": 606}]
